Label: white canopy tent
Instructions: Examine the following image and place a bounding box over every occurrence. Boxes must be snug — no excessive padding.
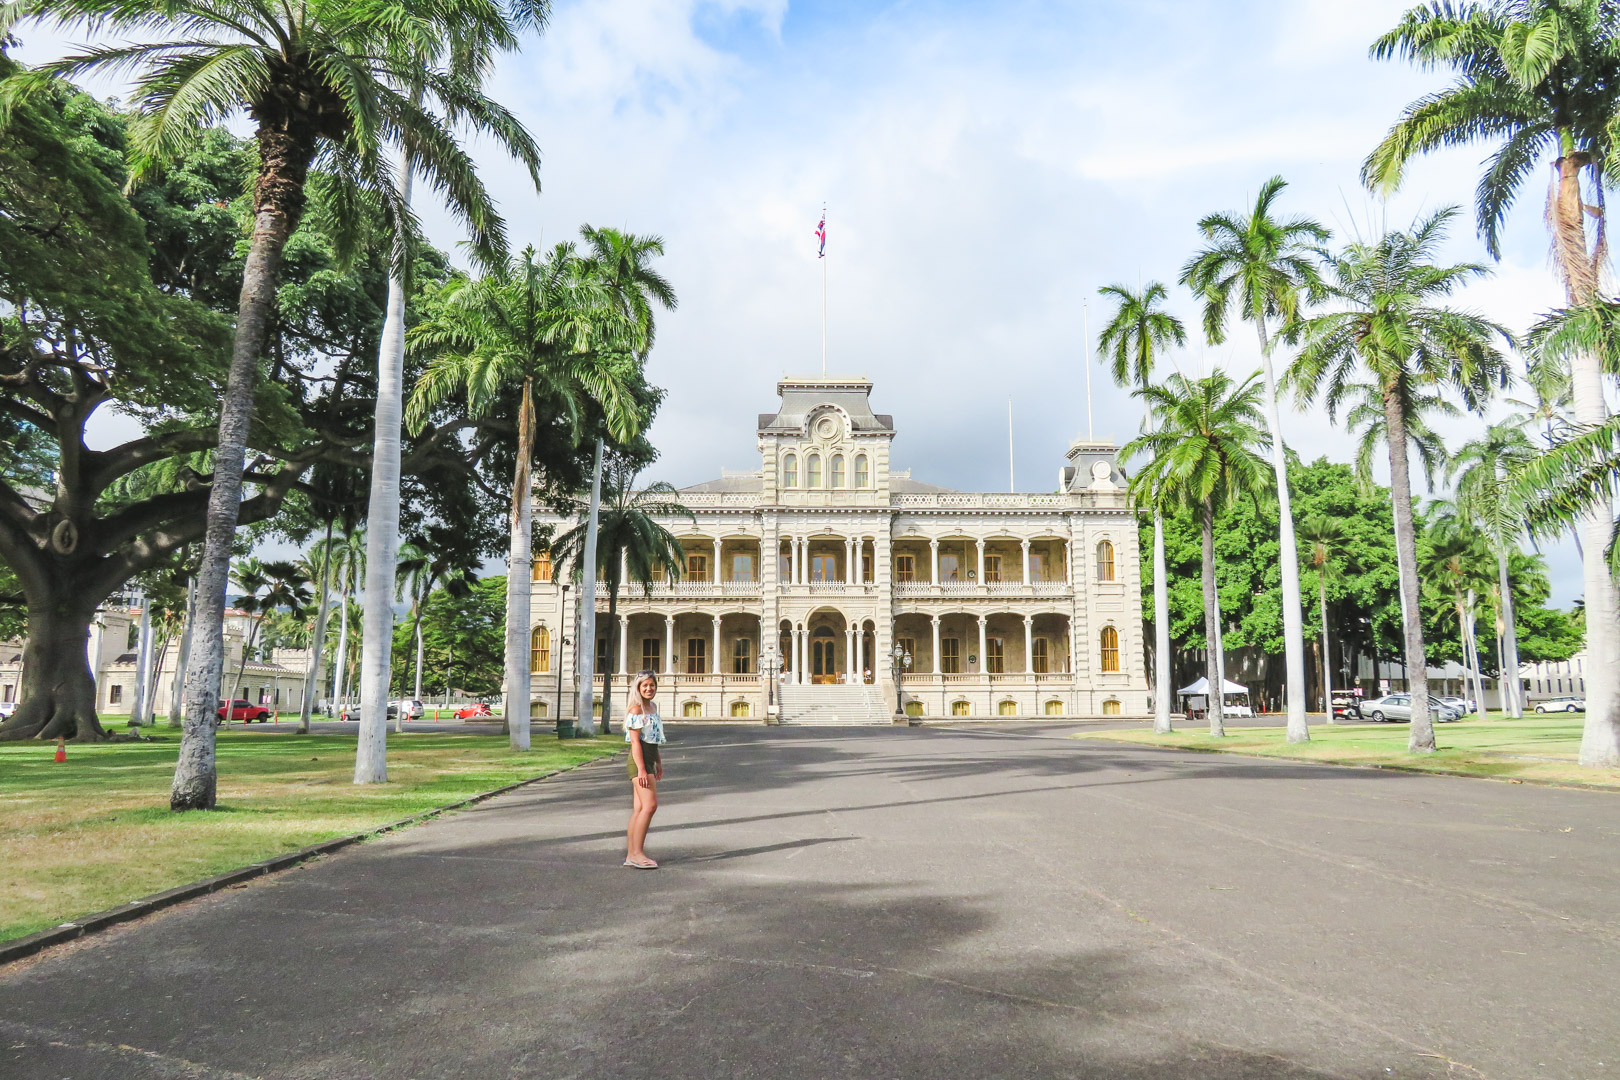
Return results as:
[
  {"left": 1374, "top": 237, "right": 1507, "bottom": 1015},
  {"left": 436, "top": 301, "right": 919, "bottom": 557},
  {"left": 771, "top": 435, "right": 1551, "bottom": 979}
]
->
[{"left": 1177, "top": 676, "right": 1247, "bottom": 696}]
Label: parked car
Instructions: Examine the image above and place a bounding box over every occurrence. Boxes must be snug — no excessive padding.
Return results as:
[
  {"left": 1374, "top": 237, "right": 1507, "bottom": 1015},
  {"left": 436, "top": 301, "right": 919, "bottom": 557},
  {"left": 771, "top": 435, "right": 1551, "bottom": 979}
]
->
[
  {"left": 394, "top": 699, "right": 425, "bottom": 720},
  {"left": 338, "top": 703, "right": 398, "bottom": 723},
  {"left": 454, "top": 702, "right": 493, "bottom": 720},
  {"left": 1439, "top": 696, "right": 1477, "bottom": 715},
  {"left": 217, "top": 699, "right": 272, "bottom": 723},
  {"left": 1534, "top": 696, "right": 1586, "bottom": 713},
  {"left": 1362, "top": 694, "right": 1463, "bottom": 723},
  {"left": 0, "top": 700, "right": 16, "bottom": 718}
]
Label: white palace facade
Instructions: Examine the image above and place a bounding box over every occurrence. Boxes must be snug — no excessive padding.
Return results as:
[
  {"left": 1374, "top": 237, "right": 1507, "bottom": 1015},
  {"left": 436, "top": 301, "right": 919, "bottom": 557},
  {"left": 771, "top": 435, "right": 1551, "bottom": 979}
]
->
[{"left": 530, "top": 378, "right": 1148, "bottom": 722}]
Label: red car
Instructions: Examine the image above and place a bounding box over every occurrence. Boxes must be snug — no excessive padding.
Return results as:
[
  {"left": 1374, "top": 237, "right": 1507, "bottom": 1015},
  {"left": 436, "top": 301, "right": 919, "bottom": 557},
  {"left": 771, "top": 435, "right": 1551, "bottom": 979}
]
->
[
  {"left": 217, "top": 699, "right": 272, "bottom": 723},
  {"left": 454, "top": 702, "right": 493, "bottom": 720}
]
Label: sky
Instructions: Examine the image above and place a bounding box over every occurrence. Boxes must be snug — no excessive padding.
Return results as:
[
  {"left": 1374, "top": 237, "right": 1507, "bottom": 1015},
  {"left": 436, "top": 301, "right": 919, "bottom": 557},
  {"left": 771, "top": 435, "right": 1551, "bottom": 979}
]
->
[{"left": 16, "top": 0, "right": 1600, "bottom": 604}]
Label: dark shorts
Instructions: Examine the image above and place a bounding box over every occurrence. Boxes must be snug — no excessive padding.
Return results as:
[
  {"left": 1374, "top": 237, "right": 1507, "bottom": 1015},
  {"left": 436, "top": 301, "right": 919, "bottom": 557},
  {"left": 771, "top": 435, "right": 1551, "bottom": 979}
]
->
[{"left": 628, "top": 742, "right": 661, "bottom": 778}]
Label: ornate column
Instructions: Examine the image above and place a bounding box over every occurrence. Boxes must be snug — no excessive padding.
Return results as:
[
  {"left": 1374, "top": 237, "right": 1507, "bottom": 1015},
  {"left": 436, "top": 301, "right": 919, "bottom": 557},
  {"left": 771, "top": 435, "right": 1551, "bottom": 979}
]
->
[
  {"left": 798, "top": 623, "right": 809, "bottom": 685},
  {"left": 845, "top": 625, "right": 856, "bottom": 679},
  {"left": 1021, "top": 538, "right": 1032, "bottom": 585},
  {"left": 619, "top": 614, "right": 629, "bottom": 675},
  {"left": 665, "top": 614, "right": 675, "bottom": 676},
  {"left": 978, "top": 614, "right": 988, "bottom": 676},
  {"left": 712, "top": 614, "right": 722, "bottom": 676},
  {"left": 844, "top": 537, "right": 855, "bottom": 583},
  {"left": 713, "top": 537, "right": 723, "bottom": 587},
  {"left": 931, "top": 614, "right": 942, "bottom": 675},
  {"left": 1024, "top": 613, "right": 1035, "bottom": 674},
  {"left": 855, "top": 624, "right": 864, "bottom": 680},
  {"left": 976, "top": 538, "right": 986, "bottom": 587},
  {"left": 929, "top": 537, "right": 940, "bottom": 585}
]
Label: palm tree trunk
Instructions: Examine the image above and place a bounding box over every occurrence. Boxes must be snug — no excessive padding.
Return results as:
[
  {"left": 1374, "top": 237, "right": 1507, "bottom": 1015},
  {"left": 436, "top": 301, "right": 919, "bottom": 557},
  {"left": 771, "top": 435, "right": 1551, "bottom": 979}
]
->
[
  {"left": 1382, "top": 382, "right": 1434, "bottom": 752},
  {"left": 355, "top": 145, "right": 416, "bottom": 784},
  {"left": 1254, "top": 321, "right": 1309, "bottom": 742},
  {"left": 129, "top": 593, "right": 153, "bottom": 728},
  {"left": 1495, "top": 550, "right": 1523, "bottom": 718},
  {"left": 503, "top": 378, "right": 536, "bottom": 750},
  {"left": 1319, "top": 577, "right": 1333, "bottom": 724},
  {"left": 412, "top": 583, "right": 426, "bottom": 702},
  {"left": 168, "top": 576, "right": 195, "bottom": 728},
  {"left": 299, "top": 522, "right": 335, "bottom": 734},
  {"left": 1460, "top": 594, "right": 1485, "bottom": 719},
  {"left": 1201, "top": 500, "right": 1224, "bottom": 737},
  {"left": 173, "top": 126, "right": 317, "bottom": 811},
  {"left": 574, "top": 439, "right": 605, "bottom": 738},
  {"left": 603, "top": 572, "right": 619, "bottom": 737},
  {"left": 333, "top": 583, "right": 350, "bottom": 713},
  {"left": 1153, "top": 513, "right": 1173, "bottom": 734}
]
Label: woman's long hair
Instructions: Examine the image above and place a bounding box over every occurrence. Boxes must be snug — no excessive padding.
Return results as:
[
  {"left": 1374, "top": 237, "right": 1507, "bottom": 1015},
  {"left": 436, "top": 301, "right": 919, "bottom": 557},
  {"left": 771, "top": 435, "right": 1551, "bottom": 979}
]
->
[{"left": 625, "top": 671, "right": 658, "bottom": 715}]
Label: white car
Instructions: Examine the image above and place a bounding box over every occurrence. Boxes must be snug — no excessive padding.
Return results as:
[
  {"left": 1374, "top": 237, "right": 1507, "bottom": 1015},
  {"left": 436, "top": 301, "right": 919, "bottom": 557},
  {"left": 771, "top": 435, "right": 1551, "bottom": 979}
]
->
[
  {"left": 394, "top": 699, "right": 425, "bottom": 720},
  {"left": 0, "top": 701, "right": 16, "bottom": 718},
  {"left": 1534, "top": 696, "right": 1585, "bottom": 713}
]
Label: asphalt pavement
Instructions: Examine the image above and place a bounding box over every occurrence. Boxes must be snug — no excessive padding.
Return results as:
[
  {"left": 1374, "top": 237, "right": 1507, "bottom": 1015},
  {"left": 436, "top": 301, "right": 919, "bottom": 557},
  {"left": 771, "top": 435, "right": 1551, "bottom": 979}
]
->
[{"left": 2, "top": 724, "right": 1617, "bottom": 1080}]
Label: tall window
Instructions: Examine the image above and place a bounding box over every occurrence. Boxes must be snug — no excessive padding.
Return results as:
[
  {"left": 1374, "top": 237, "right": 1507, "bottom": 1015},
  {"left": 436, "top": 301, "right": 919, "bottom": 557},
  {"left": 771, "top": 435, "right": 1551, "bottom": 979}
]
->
[
  {"left": 898, "top": 637, "right": 916, "bottom": 665},
  {"left": 1095, "top": 540, "right": 1116, "bottom": 582},
  {"left": 940, "top": 553, "right": 960, "bottom": 582},
  {"left": 854, "top": 455, "right": 869, "bottom": 487},
  {"left": 686, "top": 553, "right": 709, "bottom": 581},
  {"left": 1032, "top": 638, "right": 1050, "bottom": 674},
  {"left": 1099, "top": 626, "right": 1120, "bottom": 673},
  {"left": 531, "top": 626, "right": 550, "bottom": 673},
  {"left": 731, "top": 553, "right": 755, "bottom": 582},
  {"left": 686, "top": 637, "right": 707, "bottom": 674},
  {"left": 641, "top": 638, "right": 661, "bottom": 672},
  {"left": 811, "top": 554, "right": 838, "bottom": 582},
  {"left": 986, "top": 637, "right": 1005, "bottom": 674},
  {"left": 941, "top": 638, "right": 961, "bottom": 674},
  {"left": 862, "top": 549, "right": 873, "bottom": 582},
  {"left": 1030, "top": 551, "right": 1047, "bottom": 583},
  {"left": 596, "top": 637, "right": 609, "bottom": 673},
  {"left": 531, "top": 550, "right": 553, "bottom": 582},
  {"left": 807, "top": 454, "right": 822, "bottom": 487},
  {"left": 783, "top": 453, "right": 798, "bottom": 488},
  {"left": 895, "top": 554, "right": 916, "bottom": 583},
  {"left": 830, "top": 454, "right": 845, "bottom": 487},
  {"left": 733, "top": 637, "right": 753, "bottom": 674},
  {"left": 109, "top": 684, "right": 123, "bottom": 705},
  {"left": 984, "top": 554, "right": 1003, "bottom": 583}
]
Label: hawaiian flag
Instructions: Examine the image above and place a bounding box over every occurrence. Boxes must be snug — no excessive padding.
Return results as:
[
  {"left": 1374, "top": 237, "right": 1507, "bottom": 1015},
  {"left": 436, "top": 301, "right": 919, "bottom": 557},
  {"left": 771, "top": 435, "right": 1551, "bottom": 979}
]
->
[{"left": 815, "top": 210, "right": 826, "bottom": 258}]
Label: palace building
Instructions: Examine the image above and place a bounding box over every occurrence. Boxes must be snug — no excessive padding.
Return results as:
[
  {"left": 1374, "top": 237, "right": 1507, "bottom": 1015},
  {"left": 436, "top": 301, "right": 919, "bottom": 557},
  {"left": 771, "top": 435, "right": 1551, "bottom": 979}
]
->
[{"left": 529, "top": 377, "right": 1148, "bottom": 722}]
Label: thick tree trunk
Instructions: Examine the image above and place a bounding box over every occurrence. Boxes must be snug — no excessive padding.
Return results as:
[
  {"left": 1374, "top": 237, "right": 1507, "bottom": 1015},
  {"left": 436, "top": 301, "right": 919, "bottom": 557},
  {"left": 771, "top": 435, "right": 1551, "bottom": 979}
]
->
[
  {"left": 1319, "top": 578, "right": 1333, "bottom": 724},
  {"left": 1495, "top": 550, "right": 1523, "bottom": 718},
  {"left": 1152, "top": 513, "right": 1173, "bottom": 733},
  {"left": 1254, "top": 321, "right": 1309, "bottom": 741},
  {"left": 168, "top": 577, "right": 195, "bottom": 728},
  {"left": 504, "top": 379, "right": 536, "bottom": 750},
  {"left": 1382, "top": 383, "right": 1433, "bottom": 753},
  {"left": 574, "top": 438, "right": 605, "bottom": 738},
  {"left": 602, "top": 580, "right": 619, "bottom": 737},
  {"left": 173, "top": 124, "right": 315, "bottom": 810},
  {"left": 0, "top": 599, "right": 106, "bottom": 741},
  {"left": 355, "top": 146, "right": 415, "bottom": 784},
  {"left": 1201, "top": 501, "right": 1224, "bottom": 737},
  {"left": 300, "top": 521, "right": 334, "bottom": 734}
]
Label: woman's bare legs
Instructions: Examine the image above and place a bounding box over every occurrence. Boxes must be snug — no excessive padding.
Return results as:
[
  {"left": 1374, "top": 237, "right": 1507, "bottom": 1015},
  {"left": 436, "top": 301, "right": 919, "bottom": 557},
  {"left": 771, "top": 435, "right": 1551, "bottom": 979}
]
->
[{"left": 627, "top": 777, "right": 658, "bottom": 865}]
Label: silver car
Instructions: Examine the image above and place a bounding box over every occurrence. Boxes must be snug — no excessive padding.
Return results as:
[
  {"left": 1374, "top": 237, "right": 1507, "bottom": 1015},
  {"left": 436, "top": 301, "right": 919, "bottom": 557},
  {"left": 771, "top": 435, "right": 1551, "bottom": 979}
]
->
[{"left": 1362, "top": 693, "right": 1463, "bottom": 723}]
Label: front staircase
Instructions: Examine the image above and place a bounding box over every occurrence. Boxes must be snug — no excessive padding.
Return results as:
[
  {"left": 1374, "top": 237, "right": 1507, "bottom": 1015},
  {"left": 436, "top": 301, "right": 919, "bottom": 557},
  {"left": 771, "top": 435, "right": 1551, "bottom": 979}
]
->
[{"left": 777, "top": 683, "right": 894, "bottom": 726}]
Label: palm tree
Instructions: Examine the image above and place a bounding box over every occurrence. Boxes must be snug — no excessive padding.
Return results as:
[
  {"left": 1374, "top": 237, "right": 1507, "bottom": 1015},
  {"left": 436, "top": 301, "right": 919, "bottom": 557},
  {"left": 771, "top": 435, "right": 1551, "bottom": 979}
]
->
[
  {"left": 1123, "top": 370, "right": 1272, "bottom": 737},
  {"left": 1452, "top": 420, "right": 1539, "bottom": 716},
  {"left": 1365, "top": 0, "right": 1620, "bottom": 765},
  {"left": 1180, "top": 176, "right": 1328, "bottom": 744},
  {"left": 394, "top": 544, "right": 475, "bottom": 716},
  {"left": 354, "top": 1, "right": 549, "bottom": 785},
  {"left": 330, "top": 528, "right": 367, "bottom": 716},
  {"left": 1423, "top": 510, "right": 1495, "bottom": 719},
  {"left": 551, "top": 459, "right": 692, "bottom": 735},
  {"left": 406, "top": 238, "right": 652, "bottom": 749},
  {"left": 1297, "top": 515, "right": 1353, "bottom": 720},
  {"left": 2, "top": 0, "right": 544, "bottom": 808},
  {"left": 1288, "top": 209, "right": 1511, "bottom": 752},
  {"left": 1096, "top": 281, "right": 1187, "bottom": 734},
  {"left": 226, "top": 559, "right": 272, "bottom": 711}
]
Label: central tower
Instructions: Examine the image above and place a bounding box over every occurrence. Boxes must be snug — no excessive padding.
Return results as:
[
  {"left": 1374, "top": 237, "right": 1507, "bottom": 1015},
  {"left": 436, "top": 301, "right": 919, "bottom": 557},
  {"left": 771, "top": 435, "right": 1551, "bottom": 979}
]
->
[{"left": 757, "top": 378, "right": 894, "bottom": 505}]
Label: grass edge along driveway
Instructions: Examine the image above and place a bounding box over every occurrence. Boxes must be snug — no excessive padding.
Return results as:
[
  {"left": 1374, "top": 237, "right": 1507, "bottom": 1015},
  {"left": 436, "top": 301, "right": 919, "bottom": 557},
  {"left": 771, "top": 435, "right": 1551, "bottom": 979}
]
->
[
  {"left": 1078, "top": 716, "right": 1620, "bottom": 790},
  {"left": 0, "top": 731, "right": 622, "bottom": 943}
]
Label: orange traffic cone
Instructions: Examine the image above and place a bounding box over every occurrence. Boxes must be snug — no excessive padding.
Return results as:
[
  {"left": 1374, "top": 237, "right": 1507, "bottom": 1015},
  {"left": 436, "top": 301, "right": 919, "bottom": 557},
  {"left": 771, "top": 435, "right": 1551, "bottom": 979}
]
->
[{"left": 54, "top": 737, "right": 66, "bottom": 763}]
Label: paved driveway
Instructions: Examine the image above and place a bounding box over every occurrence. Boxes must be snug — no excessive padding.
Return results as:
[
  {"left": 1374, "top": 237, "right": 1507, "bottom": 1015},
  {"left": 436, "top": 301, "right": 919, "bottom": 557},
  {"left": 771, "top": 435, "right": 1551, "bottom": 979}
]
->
[{"left": 2, "top": 726, "right": 1616, "bottom": 1079}]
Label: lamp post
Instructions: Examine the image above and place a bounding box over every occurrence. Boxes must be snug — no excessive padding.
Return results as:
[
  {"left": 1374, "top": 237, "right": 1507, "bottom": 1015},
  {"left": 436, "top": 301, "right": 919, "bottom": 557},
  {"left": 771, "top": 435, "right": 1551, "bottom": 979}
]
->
[
  {"left": 763, "top": 646, "right": 780, "bottom": 718},
  {"left": 892, "top": 641, "right": 912, "bottom": 722}
]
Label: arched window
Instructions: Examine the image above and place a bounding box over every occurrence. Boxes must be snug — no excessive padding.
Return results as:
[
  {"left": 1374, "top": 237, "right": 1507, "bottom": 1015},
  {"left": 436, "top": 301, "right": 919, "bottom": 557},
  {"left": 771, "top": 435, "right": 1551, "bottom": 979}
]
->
[
  {"left": 998, "top": 699, "right": 1018, "bottom": 716},
  {"left": 783, "top": 453, "right": 798, "bottom": 488},
  {"left": 1045, "top": 699, "right": 1064, "bottom": 716},
  {"left": 806, "top": 453, "right": 823, "bottom": 488},
  {"left": 531, "top": 550, "right": 553, "bottom": 583},
  {"left": 683, "top": 700, "right": 703, "bottom": 718},
  {"left": 1102, "top": 699, "right": 1122, "bottom": 716},
  {"left": 1099, "top": 626, "right": 1120, "bottom": 673},
  {"left": 730, "top": 700, "right": 751, "bottom": 717},
  {"left": 531, "top": 626, "right": 550, "bottom": 673},
  {"left": 951, "top": 700, "right": 971, "bottom": 716},
  {"left": 1095, "top": 540, "right": 1115, "bottom": 582},
  {"left": 830, "top": 454, "right": 845, "bottom": 487},
  {"left": 854, "top": 455, "right": 869, "bottom": 487}
]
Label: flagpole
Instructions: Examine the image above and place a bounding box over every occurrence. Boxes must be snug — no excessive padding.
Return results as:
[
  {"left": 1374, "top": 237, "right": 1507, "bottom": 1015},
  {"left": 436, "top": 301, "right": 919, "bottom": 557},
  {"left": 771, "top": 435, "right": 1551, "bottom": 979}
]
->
[
  {"left": 1083, "top": 298, "right": 1093, "bottom": 440},
  {"left": 1007, "top": 397, "right": 1015, "bottom": 493},
  {"left": 820, "top": 204, "right": 827, "bottom": 377}
]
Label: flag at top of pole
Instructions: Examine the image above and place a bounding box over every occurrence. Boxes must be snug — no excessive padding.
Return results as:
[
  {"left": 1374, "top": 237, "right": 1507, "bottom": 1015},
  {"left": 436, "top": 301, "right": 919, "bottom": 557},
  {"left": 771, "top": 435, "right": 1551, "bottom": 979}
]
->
[
  {"left": 816, "top": 205, "right": 827, "bottom": 374},
  {"left": 815, "top": 209, "right": 826, "bottom": 258}
]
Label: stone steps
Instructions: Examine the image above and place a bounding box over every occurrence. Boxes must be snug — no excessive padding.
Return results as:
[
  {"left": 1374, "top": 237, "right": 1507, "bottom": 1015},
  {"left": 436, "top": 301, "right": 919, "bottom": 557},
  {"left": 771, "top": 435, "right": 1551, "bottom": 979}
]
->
[{"left": 777, "top": 684, "right": 893, "bottom": 726}]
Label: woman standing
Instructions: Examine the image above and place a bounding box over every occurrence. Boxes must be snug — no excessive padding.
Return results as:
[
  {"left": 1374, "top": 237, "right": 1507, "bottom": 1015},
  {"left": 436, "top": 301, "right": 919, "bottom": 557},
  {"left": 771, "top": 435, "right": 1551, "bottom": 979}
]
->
[{"left": 624, "top": 671, "right": 665, "bottom": 869}]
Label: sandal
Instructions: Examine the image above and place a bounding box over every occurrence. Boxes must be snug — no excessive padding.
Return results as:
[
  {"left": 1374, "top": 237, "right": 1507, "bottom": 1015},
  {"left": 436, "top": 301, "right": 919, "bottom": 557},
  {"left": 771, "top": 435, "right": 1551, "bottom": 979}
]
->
[{"left": 623, "top": 857, "right": 658, "bottom": 869}]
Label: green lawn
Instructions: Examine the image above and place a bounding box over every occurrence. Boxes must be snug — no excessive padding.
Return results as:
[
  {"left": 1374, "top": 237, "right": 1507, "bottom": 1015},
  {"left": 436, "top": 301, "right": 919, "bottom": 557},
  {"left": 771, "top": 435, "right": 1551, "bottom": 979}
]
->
[
  {"left": 0, "top": 730, "right": 621, "bottom": 944},
  {"left": 1079, "top": 715, "right": 1620, "bottom": 789}
]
